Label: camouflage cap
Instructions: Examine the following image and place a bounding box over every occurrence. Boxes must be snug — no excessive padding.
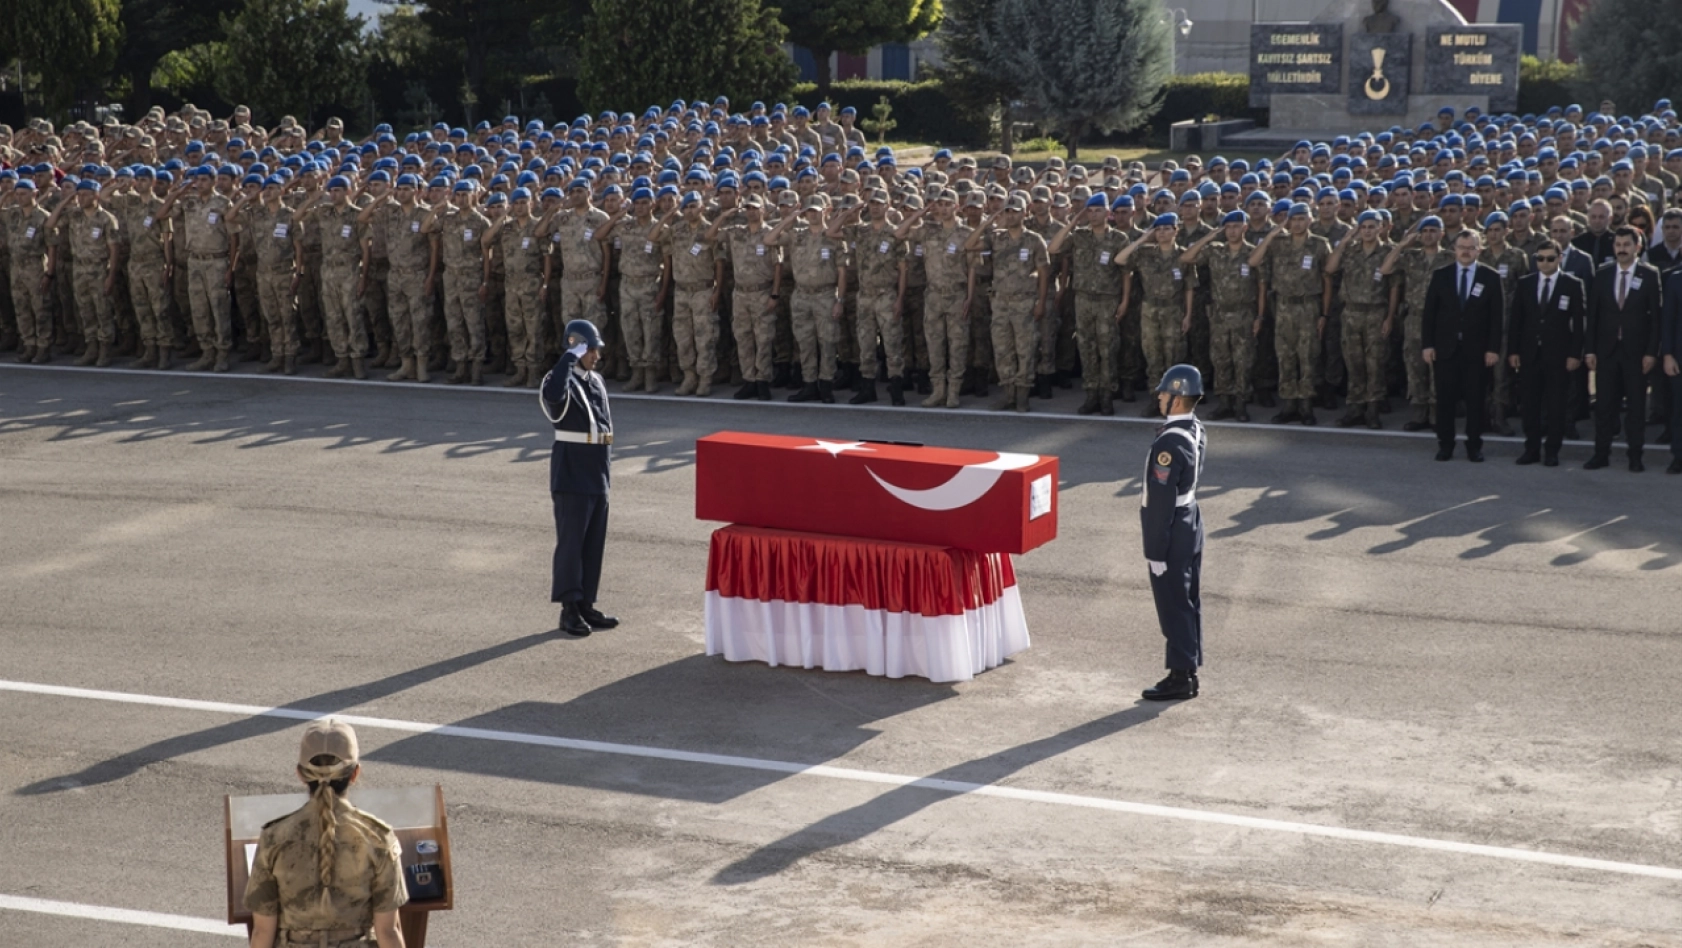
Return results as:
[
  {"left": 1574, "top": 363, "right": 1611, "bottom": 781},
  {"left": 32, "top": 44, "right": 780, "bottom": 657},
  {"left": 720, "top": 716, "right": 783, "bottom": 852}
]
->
[{"left": 299, "top": 719, "right": 359, "bottom": 765}]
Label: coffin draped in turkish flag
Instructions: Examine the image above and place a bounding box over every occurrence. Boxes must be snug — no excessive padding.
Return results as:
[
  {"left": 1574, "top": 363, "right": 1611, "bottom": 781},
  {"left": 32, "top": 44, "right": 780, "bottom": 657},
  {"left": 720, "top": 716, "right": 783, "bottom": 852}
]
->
[{"left": 695, "top": 431, "right": 1058, "bottom": 555}]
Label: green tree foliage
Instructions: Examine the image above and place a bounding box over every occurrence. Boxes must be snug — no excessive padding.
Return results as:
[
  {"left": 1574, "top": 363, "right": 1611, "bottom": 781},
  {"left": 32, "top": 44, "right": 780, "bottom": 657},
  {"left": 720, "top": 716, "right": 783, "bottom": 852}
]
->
[
  {"left": 776, "top": 0, "right": 942, "bottom": 92},
  {"left": 1565, "top": 0, "right": 1671, "bottom": 112},
  {"left": 414, "top": 0, "right": 565, "bottom": 125},
  {"left": 990, "top": 0, "right": 1171, "bottom": 158},
  {"left": 929, "top": 0, "right": 1016, "bottom": 149},
  {"left": 579, "top": 0, "right": 798, "bottom": 113},
  {"left": 5, "top": 0, "right": 123, "bottom": 108},
  {"left": 215, "top": 0, "right": 368, "bottom": 127},
  {"left": 117, "top": 0, "right": 244, "bottom": 112}
]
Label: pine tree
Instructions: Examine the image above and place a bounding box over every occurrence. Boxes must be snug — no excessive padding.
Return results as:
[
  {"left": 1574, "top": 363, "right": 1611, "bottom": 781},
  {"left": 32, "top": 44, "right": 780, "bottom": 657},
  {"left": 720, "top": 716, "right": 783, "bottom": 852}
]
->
[
  {"left": 932, "top": 0, "right": 1019, "bottom": 151},
  {"left": 1571, "top": 0, "right": 1682, "bottom": 113},
  {"left": 990, "top": 0, "right": 1172, "bottom": 159},
  {"left": 580, "top": 0, "right": 799, "bottom": 113},
  {"left": 215, "top": 0, "right": 368, "bottom": 128}
]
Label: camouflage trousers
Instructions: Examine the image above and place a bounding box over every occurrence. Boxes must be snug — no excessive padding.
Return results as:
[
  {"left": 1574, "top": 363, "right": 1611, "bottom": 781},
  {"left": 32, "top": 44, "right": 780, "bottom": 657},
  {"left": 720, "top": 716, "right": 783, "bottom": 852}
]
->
[
  {"left": 364, "top": 259, "right": 392, "bottom": 354},
  {"left": 1114, "top": 294, "right": 1145, "bottom": 384},
  {"left": 790, "top": 286, "right": 839, "bottom": 382},
  {"left": 297, "top": 252, "right": 323, "bottom": 344},
  {"left": 442, "top": 270, "right": 486, "bottom": 363},
  {"left": 9, "top": 264, "right": 50, "bottom": 349},
  {"left": 127, "top": 258, "right": 172, "bottom": 348},
  {"left": 256, "top": 267, "right": 300, "bottom": 356},
  {"left": 320, "top": 263, "right": 366, "bottom": 360},
  {"left": 1035, "top": 289, "right": 1061, "bottom": 375},
  {"left": 990, "top": 292, "right": 1039, "bottom": 389},
  {"left": 505, "top": 273, "right": 543, "bottom": 370},
  {"left": 1139, "top": 299, "right": 1184, "bottom": 390},
  {"left": 1340, "top": 304, "right": 1390, "bottom": 405},
  {"left": 1209, "top": 308, "right": 1256, "bottom": 400},
  {"left": 968, "top": 284, "right": 993, "bottom": 372},
  {"left": 187, "top": 256, "right": 233, "bottom": 353},
  {"left": 902, "top": 283, "right": 929, "bottom": 373},
  {"left": 71, "top": 262, "right": 115, "bottom": 345},
  {"left": 1402, "top": 305, "right": 1434, "bottom": 406},
  {"left": 923, "top": 287, "right": 970, "bottom": 385},
  {"left": 672, "top": 285, "right": 719, "bottom": 379},
  {"left": 772, "top": 292, "right": 795, "bottom": 366},
  {"left": 234, "top": 258, "right": 262, "bottom": 349},
  {"left": 836, "top": 291, "right": 859, "bottom": 366},
  {"left": 731, "top": 286, "right": 776, "bottom": 382},
  {"left": 619, "top": 278, "right": 662, "bottom": 370},
  {"left": 1074, "top": 292, "right": 1119, "bottom": 393},
  {"left": 556, "top": 278, "right": 604, "bottom": 350},
  {"left": 386, "top": 265, "right": 432, "bottom": 360},
  {"left": 1274, "top": 298, "right": 1322, "bottom": 401},
  {"left": 855, "top": 287, "right": 906, "bottom": 379}
]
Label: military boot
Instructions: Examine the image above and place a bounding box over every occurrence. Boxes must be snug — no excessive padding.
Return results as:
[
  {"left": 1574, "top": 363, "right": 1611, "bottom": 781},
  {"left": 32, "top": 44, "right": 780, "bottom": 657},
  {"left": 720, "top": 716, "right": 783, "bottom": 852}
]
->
[
  {"left": 387, "top": 356, "right": 416, "bottom": 381},
  {"left": 695, "top": 375, "right": 712, "bottom": 397},
  {"left": 1142, "top": 669, "right": 1198, "bottom": 701},
  {"left": 526, "top": 370, "right": 541, "bottom": 389},
  {"left": 448, "top": 360, "right": 469, "bottom": 385},
  {"left": 213, "top": 351, "right": 231, "bottom": 373},
  {"left": 136, "top": 345, "right": 158, "bottom": 369},
  {"left": 643, "top": 370, "right": 661, "bottom": 393},
  {"left": 1098, "top": 389, "right": 1115, "bottom": 416},
  {"left": 817, "top": 379, "right": 836, "bottom": 404},
  {"left": 283, "top": 355, "right": 298, "bottom": 376},
  {"left": 1336, "top": 404, "right": 1365, "bottom": 427},
  {"left": 505, "top": 366, "right": 529, "bottom": 388},
  {"left": 326, "top": 357, "right": 351, "bottom": 379},
  {"left": 921, "top": 379, "right": 947, "bottom": 409},
  {"left": 261, "top": 354, "right": 283, "bottom": 373},
  {"left": 1271, "top": 399, "right": 1301, "bottom": 424},
  {"left": 887, "top": 376, "right": 905, "bottom": 407},
  {"left": 155, "top": 345, "right": 171, "bottom": 370},
  {"left": 945, "top": 375, "right": 962, "bottom": 409},
  {"left": 789, "top": 382, "right": 819, "bottom": 403},
  {"left": 32, "top": 344, "right": 52, "bottom": 364},
  {"left": 1300, "top": 401, "right": 1318, "bottom": 425},
  {"left": 470, "top": 361, "right": 484, "bottom": 386},
  {"left": 1232, "top": 398, "right": 1249, "bottom": 422},
  {"left": 849, "top": 378, "right": 878, "bottom": 405},
  {"left": 1014, "top": 385, "right": 1031, "bottom": 413},
  {"left": 733, "top": 380, "right": 757, "bottom": 400},
  {"left": 990, "top": 387, "right": 1016, "bottom": 411},
  {"left": 1402, "top": 404, "right": 1431, "bottom": 431},
  {"left": 1076, "top": 391, "right": 1102, "bottom": 415},
  {"left": 676, "top": 370, "right": 698, "bottom": 396},
  {"left": 351, "top": 357, "right": 367, "bottom": 380},
  {"left": 621, "top": 367, "right": 643, "bottom": 392},
  {"left": 1206, "top": 395, "right": 1235, "bottom": 421},
  {"left": 1366, "top": 402, "right": 1383, "bottom": 429},
  {"left": 414, "top": 357, "right": 430, "bottom": 383},
  {"left": 77, "top": 344, "right": 99, "bottom": 367},
  {"left": 94, "top": 342, "right": 113, "bottom": 368},
  {"left": 14, "top": 346, "right": 33, "bottom": 364}
]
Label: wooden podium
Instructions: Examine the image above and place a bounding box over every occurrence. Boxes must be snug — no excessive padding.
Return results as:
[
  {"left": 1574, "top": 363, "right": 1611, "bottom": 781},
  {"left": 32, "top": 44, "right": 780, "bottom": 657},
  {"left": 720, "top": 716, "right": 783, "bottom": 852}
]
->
[{"left": 225, "top": 785, "right": 454, "bottom": 947}]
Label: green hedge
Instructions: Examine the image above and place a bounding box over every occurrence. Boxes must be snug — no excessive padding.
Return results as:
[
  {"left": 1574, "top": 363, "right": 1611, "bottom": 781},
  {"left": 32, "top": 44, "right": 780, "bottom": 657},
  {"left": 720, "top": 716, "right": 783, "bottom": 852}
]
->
[
  {"left": 791, "top": 80, "right": 991, "bottom": 147},
  {"left": 1143, "top": 73, "right": 1266, "bottom": 142},
  {"left": 1517, "top": 55, "right": 1584, "bottom": 115}
]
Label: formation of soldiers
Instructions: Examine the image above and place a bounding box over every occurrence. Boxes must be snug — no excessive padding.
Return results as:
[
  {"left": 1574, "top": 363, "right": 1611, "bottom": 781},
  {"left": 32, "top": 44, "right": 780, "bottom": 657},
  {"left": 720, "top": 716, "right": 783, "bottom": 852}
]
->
[{"left": 1, "top": 97, "right": 1680, "bottom": 441}]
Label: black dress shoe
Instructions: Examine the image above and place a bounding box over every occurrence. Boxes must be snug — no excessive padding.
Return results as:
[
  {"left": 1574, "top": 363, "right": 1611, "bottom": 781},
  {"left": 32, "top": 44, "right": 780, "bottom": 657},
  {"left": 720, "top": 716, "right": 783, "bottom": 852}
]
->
[
  {"left": 559, "top": 602, "right": 593, "bottom": 637},
  {"left": 1629, "top": 457, "right": 1645, "bottom": 473},
  {"left": 1141, "top": 670, "right": 1198, "bottom": 701},
  {"left": 1515, "top": 450, "right": 1540, "bottom": 465},
  {"left": 1543, "top": 454, "right": 1560, "bottom": 467},
  {"left": 1668, "top": 458, "right": 1682, "bottom": 474},
  {"left": 1466, "top": 446, "right": 1485, "bottom": 463},
  {"left": 579, "top": 604, "right": 619, "bottom": 629},
  {"left": 1435, "top": 445, "right": 1454, "bottom": 462},
  {"left": 1584, "top": 454, "right": 1610, "bottom": 470}
]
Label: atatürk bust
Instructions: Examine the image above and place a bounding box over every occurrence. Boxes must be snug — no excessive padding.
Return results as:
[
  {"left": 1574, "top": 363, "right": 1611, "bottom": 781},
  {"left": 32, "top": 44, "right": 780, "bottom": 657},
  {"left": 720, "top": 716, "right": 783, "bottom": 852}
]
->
[{"left": 1363, "top": 0, "right": 1401, "bottom": 32}]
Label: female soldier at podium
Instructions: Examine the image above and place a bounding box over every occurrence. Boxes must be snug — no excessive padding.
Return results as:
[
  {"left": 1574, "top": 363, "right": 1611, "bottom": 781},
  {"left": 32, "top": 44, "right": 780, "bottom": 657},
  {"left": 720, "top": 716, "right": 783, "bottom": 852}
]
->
[{"left": 244, "top": 720, "right": 408, "bottom": 948}]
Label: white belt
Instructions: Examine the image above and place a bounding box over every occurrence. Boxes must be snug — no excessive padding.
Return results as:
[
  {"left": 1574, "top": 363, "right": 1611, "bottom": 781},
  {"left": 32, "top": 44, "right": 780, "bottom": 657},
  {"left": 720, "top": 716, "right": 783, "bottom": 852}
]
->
[
  {"left": 1176, "top": 491, "right": 1196, "bottom": 507},
  {"left": 555, "top": 430, "right": 612, "bottom": 445}
]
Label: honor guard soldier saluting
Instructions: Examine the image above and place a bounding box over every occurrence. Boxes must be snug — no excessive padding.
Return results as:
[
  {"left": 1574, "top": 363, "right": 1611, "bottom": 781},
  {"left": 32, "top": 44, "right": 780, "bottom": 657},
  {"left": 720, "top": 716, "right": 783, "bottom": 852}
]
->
[
  {"left": 244, "top": 720, "right": 407, "bottom": 948},
  {"left": 1140, "top": 364, "right": 1207, "bottom": 701},
  {"left": 542, "top": 318, "right": 620, "bottom": 637}
]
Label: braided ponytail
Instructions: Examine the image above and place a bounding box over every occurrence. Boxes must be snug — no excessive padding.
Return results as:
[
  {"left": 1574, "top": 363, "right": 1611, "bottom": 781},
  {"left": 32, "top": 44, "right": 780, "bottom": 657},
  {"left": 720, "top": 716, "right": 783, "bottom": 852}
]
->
[{"left": 299, "top": 754, "right": 356, "bottom": 910}]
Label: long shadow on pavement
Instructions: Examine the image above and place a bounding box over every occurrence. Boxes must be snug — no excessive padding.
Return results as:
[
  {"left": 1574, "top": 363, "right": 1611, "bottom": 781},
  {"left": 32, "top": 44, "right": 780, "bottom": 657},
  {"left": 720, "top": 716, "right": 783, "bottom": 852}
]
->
[
  {"left": 710, "top": 700, "right": 1169, "bottom": 884},
  {"left": 13, "top": 631, "right": 556, "bottom": 796}
]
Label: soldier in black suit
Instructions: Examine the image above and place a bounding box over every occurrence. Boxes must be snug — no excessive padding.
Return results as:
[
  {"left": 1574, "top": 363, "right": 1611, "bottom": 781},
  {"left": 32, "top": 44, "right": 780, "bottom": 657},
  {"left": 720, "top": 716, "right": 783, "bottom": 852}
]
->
[
  {"left": 1421, "top": 230, "right": 1505, "bottom": 462},
  {"left": 1664, "top": 266, "right": 1682, "bottom": 474},
  {"left": 1139, "top": 364, "right": 1207, "bottom": 702},
  {"left": 1585, "top": 227, "right": 1663, "bottom": 472},
  {"left": 1548, "top": 215, "right": 1597, "bottom": 436},
  {"left": 541, "top": 318, "right": 620, "bottom": 635},
  {"left": 1507, "top": 239, "right": 1585, "bottom": 466}
]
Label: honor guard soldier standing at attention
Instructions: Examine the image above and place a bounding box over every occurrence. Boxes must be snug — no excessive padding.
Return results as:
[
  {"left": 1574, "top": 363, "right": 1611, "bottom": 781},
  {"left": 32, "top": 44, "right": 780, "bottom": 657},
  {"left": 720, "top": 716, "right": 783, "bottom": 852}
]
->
[
  {"left": 243, "top": 720, "right": 407, "bottom": 948},
  {"left": 542, "top": 318, "right": 619, "bottom": 637},
  {"left": 1140, "top": 364, "right": 1207, "bottom": 701}
]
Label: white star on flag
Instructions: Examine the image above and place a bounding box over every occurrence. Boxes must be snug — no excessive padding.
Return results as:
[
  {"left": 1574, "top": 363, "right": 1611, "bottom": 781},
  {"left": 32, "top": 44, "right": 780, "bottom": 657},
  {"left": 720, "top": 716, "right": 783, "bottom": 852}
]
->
[{"left": 797, "top": 439, "right": 875, "bottom": 457}]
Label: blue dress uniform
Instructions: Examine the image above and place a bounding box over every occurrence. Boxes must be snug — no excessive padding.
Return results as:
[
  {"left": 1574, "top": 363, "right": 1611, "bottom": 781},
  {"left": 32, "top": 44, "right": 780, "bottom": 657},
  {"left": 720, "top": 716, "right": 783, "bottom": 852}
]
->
[
  {"left": 541, "top": 343, "right": 614, "bottom": 632},
  {"left": 1141, "top": 413, "right": 1206, "bottom": 673}
]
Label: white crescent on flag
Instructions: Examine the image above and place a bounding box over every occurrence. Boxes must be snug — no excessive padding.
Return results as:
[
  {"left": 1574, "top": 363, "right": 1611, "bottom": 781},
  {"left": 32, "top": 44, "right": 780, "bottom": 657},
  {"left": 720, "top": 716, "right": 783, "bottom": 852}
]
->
[{"left": 865, "top": 452, "right": 1040, "bottom": 512}]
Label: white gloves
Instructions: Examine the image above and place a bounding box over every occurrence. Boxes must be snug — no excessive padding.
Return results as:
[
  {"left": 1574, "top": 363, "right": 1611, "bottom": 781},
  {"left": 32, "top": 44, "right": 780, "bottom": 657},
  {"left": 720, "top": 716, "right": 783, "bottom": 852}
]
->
[
  {"left": 1148, "top": 560, "right": 1167, "bottom": 577},
  {"left": 567, "top": 343, "right": 588, "bottom": 359}
]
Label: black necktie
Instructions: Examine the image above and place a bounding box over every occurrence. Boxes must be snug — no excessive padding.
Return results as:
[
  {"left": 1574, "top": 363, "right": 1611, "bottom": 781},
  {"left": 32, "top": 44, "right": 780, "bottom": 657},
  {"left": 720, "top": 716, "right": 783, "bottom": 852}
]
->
[
  {"left": 1541, "top": 275, "right": 1552, "bottom": 304},
  {"left": 1460, "top": 267, "right": 1470, "bottom": 303}
]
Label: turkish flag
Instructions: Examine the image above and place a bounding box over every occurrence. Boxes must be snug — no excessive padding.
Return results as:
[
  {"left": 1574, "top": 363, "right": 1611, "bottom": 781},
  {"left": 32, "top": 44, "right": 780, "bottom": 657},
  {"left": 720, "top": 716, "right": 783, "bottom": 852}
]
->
[{"left": 694, "top": 432, "right": 1059, "bottom": 555}]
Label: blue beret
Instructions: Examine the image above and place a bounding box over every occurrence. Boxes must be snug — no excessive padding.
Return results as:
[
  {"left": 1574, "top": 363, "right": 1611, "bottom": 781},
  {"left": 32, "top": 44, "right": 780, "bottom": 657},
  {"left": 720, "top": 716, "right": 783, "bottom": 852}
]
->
[
  {"left": 14, "top": 179, "right": 36, "bottom": 191},
  {"left": 452, "top": 180, "right": 475, "bottom": 193},
  {"left": 1287, "top": 202, "right": 1310, "bottom": 218},
  {"left": 540, "top": 186, "right": 562, "bottom": 200},
  {"left": 1418, "top": 215, "right": 1443, "bottom": 229},
  {"left": 1246, "top": 190, "right": 1270, "bottom": 205},
  {"left": 1484, "top": 211, "right": 1509, "bottom": 227},
  {"left": 1152, "top": 213, "right": 1179, "bottom": 228},
  {"left": 1111, "top": 195, "right": 1134, "bottom": 209},
  {"left": 681, "top": 190, "right": 702, "bottom": 207},
  {"left": 511, "top": 187, "right": 533, "bottom": 201},
  {"left": 1169, "top": 169, "right": 1190, "bottom": 182},
  {"left": 1220, "top": 182, "right": 1241, "bottom": 194},
  {"left": 327, "top": 175, "right": 351, "bottom": 190},
  {"left": 396, "top": 173, "right": 421, "bottom": 187},
  {"left": 567, "top": 177, "right": 590, "bottom": 191},
  {"left": 631, "top": 187, "right": 654, "bottom": 202},
  {"left": 76, "top": 179, "right": 100, "bottom": 192},
  {"left": 429, "top": 175, "right": 450, "bottom": 189},
  {"left": 1084, "top": 194, "right": 1108, "bottom": 208},
  {"left": 1221, "top": 210, "right": 1246, "bottom": 225},
  {"left": 1355, "top": 209, "right": 1380, "bottom": 224},
  {"left": 1439, "top": 193, "right": 1464, "bottom": 207}
]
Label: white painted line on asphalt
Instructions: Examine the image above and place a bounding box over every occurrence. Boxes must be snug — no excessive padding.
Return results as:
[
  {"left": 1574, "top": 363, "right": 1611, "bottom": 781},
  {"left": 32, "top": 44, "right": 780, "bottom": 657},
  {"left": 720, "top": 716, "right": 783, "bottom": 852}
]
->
[
  {"left": 0, "top": 894, "right": 242, "bottom": 937},
  {"left": 0, "top": 362, "right": 1569, "bottom": 444},
  {"left": 6, "top": 678, "right": 1682, "bottom": 883}
]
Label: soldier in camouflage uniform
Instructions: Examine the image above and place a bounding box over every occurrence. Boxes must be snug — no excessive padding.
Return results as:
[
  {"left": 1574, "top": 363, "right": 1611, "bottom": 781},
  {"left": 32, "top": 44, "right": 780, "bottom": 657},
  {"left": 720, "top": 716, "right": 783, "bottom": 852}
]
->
[
  {"left": 244, "top": 720, "right": 407, "bottom": 948},
  {"left": 543, "top": 178, "right": 612, "bottom": 376},
  {"left": 960, "top": 192, "right": 995, "bottom": 399},
  {"left": 1108, "top": 195, "right": 1146, "bottom": 402},
  {"left": 365, "top": 173, "right": 436, "bottom": 382},
  {"left": 597, "top": 186, "right": 669, "bottom": 393},
  {"left": 109, "top": 170, "right": 175, "bottom": 368},
  {"left": 836, "top": 190, "right": 908, "bottom": 405},
  {"left": 1182, "top": 210, "right": 1259, "bottom": 421},
  {"left": 1115, "top": 212, "right": 1193, "bottom": 418},
  {"left": 966, "top": 194, "right": 1049, "bottom": 413},
  {"left": 45, "top": 180, "right": 120, "bottom": 367},
  {"left": 1326, "top": 210, "right": 1398, "bottom": 428},
  {"left": 229, "top": 177, "right": 303, "bottom": 374},
  {"left": 424, "top": 180, "right": 491, "bottom": 384},
  {"left": 1477, "top": 211, "right": 1529, "bottom": 436},
  {"left": 714, "top": 194, "right": 780, "bottom": 401},
  {"left": 1251, "top": 203, "right": 1332, "bottom": 425},
  {"left": 297, "top": 176, "right": 368, "bottom": 379},
  {"left": 157, "top": 168, "right": 238, "bottom": 371},
  {"left": 764, "top": 192, "right": 847, "bottom": 404},
  {"left": 483, "top": 188, "right": 547, "bottom": 389},
  {"left": 1381, "top": 215, "right": 1451, "bottom": 431},
  {"left": 232, "top": 174, "right": 265, "bottom": 361},
  {"left": 661, "top": 192, "right": 722, "bottom": 397},
  {"left": 898, "top": 190, "right": 972, "bottom": 409},
  {"left": 1048, "top": 194, "right": 1129, "bottom": 416},
  {"left": 1310, "top": 194, "right": 1352, "bottom": 410},
  {"left": 2, "top": 180, "right": 53, "bottom": 363}
]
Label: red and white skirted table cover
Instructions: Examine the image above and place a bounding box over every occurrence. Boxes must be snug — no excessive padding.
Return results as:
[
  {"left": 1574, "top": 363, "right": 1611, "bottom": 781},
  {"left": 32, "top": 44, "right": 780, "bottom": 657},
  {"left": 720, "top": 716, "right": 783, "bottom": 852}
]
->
[{"left": 703, "top": 524, "right": 1030, "bottom": 683}]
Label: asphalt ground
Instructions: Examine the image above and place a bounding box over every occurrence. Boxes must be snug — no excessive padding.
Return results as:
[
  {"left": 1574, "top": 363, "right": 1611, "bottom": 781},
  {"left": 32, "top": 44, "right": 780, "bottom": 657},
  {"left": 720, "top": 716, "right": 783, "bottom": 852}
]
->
[{"left": 2, "top": 363, "right": 1680, "bottom": 947}]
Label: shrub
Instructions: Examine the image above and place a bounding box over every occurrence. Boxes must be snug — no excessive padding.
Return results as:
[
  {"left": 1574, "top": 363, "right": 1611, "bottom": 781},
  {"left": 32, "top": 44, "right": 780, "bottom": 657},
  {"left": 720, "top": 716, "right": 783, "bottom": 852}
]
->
[{"left": 791, "top": 79, "right": 991, "bottom": 146}]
